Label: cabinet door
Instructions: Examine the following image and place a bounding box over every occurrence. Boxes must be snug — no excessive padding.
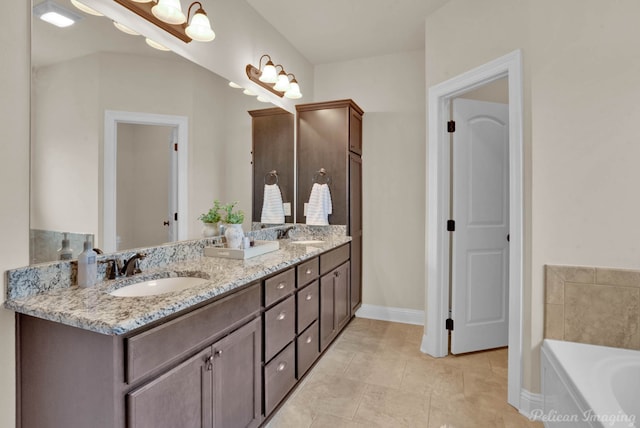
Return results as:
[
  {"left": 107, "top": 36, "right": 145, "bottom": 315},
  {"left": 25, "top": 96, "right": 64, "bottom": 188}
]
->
[
  {"left": 319, "top": 272, "right": 335, "bottom": 351},
  {"left": 349, "top": 153, "right": 362, "bottom": 312},
  {"left": 349, "top": 107, "right": 363, "bottom": 155},
  {"left": 213, "top": 318, "right": 262, "bottom": 428},
  {"left": 334, "top": 262, "right": 351, "bottom": 332},
  {"left": 127, "top": 348, "right": 212, "bottom": 428}
]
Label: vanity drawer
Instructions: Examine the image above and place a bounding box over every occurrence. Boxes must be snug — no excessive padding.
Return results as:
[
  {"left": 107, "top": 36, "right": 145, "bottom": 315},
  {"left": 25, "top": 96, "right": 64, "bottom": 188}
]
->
[
  {"left": 297, "top": 321, "right": 320, "bottom": 379},
  {"left": 264, "top": 295, "right": 295, "bottom": 362},
  {"left": 264, "top": 268, "right": 295, "bottom": 307},
  {"left": 297, "top": 257, "right": 319, "bottom": 287},
  {"left": 264, "top": 342, "right": 296, "bottom": 415},
  {"left": 320, "top": 243, "right": 350, "bottom": 275},
  {"left": 296, "top": 280, "right": 319, "bottom": 333},
  {"left": 126, "top": 283, "right": 260, "bottom": 384}
]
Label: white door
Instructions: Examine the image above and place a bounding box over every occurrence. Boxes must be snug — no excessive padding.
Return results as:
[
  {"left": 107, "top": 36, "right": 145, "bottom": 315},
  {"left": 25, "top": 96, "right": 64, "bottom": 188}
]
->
[{"left": 451, "top": 98, "right": 509, "bottom": 355}]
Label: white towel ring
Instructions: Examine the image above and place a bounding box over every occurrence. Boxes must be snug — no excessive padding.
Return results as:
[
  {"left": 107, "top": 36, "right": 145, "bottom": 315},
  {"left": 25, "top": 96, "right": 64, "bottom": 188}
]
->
[
  {"left": 264, "top": 170, "right": 279, "bottom": 185},
  {"left": 312, "top": 168, "right": 330, "bottom": 185}
]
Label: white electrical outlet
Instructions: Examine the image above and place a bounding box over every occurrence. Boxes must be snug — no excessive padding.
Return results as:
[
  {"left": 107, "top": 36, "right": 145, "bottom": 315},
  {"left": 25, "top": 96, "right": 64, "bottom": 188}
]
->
[{"left": 283, "top": 202, "right": 291, "bottom": 216}]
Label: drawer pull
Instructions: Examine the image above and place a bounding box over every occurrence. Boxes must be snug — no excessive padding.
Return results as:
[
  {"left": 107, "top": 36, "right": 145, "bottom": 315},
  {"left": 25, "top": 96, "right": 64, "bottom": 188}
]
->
[
  {"left": 276, "top": 361, "right": 287, "bottom": 372},
  {"left": 305, "top": 336, "right": 313, "bottom": 344},
  {"left": 305, "top": 268, "right": 312, "bottom": 275},
  {"left": 277, "top": 312, "right": 286, "bottom": 321},
  {"left": 205, "top": 355, "right": 213, "bottom": 371},
  {"left": 277, "top": 282, "right": 286, "bottom": 290},
  {"left": 305, "top": 294, "right": 313, "bottom": 301}
]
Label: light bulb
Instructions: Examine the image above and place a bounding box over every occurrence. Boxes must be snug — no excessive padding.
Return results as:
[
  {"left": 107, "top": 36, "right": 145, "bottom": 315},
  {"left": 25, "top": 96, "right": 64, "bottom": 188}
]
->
[
  {"left": 186, "top": 9, "right": 215, "bottom": 42},
  {"left": 152, "top": 0, "right": 186, "bottom": 25}
]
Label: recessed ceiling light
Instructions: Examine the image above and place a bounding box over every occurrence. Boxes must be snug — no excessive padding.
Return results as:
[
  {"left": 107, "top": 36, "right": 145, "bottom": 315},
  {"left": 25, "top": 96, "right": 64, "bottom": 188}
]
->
[
  {"left": 257, "top": 96, "right": 269, "bottom": 103},
  {"left": 228, "top": 82, "right": 242, "bottom": 89},
  {"left": 33, "top": 0, "right": 83, "bottom": 28},
  {"left": 243, "top": 88, "right": 257, "bottom": 96},
  {"left": 113, "top": 21, "right": 140, "bottom": 36}
]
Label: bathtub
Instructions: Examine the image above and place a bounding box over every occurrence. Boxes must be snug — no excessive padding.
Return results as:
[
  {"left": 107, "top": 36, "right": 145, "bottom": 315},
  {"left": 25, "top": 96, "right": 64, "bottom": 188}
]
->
[{"left": 541, "top": 339, "right": 639, "bottom": 428}]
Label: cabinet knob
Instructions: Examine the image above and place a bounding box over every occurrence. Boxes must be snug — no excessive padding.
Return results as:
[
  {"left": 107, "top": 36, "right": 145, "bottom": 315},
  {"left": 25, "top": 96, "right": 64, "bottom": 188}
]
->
[
  {"left": 305, "top": 269, "right": 312, "bottom": 275},
  {"left": 305, "top": 294, "right": 313, "bottom": 301},
  {"left": 276, "top": 362, "right": 287, "bottom": 372},
  {"left": 214, "top": 349, "right": 223, "bottom": 357},
  {"left": 277, "top": 282, "right": 286, "bottom": 290},
  {"left": 277, "top": 312, "right": 286, "bottom": 321},
  {"left": 334, "top": 271, "right": 340, "bottom": 277},
  {"left": 305, "top": 336, "right": 313, "bottom": 344}
]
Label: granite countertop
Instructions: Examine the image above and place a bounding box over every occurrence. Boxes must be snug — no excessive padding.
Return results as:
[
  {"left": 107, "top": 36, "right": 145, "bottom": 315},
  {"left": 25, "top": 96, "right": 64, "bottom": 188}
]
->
[{"left": 4, "top": 237, "right": 351, "bottom": 336}]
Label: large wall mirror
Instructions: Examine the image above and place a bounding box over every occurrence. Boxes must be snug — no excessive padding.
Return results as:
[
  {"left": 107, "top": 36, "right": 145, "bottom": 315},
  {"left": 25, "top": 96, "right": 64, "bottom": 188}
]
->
[{"left": 30, "top": 0, "right": 294, "bottom": 263}]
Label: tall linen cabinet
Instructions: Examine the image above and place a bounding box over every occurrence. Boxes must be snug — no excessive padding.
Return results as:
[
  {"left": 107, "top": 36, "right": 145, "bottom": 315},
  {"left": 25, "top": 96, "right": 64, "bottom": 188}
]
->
[{"left": 296, "top": 99, "right": 363, "bottom": 313}]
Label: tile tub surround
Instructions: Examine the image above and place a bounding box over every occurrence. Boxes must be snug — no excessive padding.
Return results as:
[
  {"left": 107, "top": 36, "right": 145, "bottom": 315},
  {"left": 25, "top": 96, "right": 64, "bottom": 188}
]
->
[
  {"left": 544, "top": 265, "right": 640, "bottom": 350},
  {"left": 4, "top": 230, "right": 349, "bottom": 336}
]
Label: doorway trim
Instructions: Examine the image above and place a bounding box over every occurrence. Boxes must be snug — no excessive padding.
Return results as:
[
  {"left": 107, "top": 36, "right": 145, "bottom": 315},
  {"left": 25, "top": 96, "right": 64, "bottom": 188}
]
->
[
  {"left": 422, "top": 49, "right": 524, "bottom": 408},
  {"left": 103, "top": 110, "right": 189, "bottom": 252}
]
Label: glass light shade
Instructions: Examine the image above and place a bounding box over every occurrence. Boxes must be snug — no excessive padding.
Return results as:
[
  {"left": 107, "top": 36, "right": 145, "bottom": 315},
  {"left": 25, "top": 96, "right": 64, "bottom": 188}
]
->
[
  {"left": 152, "top": 0, "right": 186, "bottom": 25},
  {"left": 228, "top": 82, "right": 242, "bottom": 89},
  {"left": 185, "top": 11, "right": 215, "bottom": 42},
  {"left": 40, "top": 12, "right": 75, "bottom": 27},
  {"left": 284, "top": 81, "right": 302, "bottom": 99},
  {"left": 273, "top": 72, "right": 291, "bottom": 92},
  {"left": 113, "top": 21, "right": 139, "bottom": 36},
  {"left": 70, "top": 0, "right": 103, "bottom": 16},
  {"left": 259, "top": 62, "right": 278, "bottom": 84},
  {"left": 145, "top": 38, "right": 170, "bottom": 51}
]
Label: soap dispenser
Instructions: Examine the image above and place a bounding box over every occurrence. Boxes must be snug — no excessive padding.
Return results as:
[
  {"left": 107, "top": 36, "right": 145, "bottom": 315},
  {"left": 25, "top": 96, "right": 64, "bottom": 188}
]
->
[
  {"left": 57, "top": 232, "right": 73, "bottom": 261},
  {"left": 77, "top": 234, "right": 97, "bottom": 288}
]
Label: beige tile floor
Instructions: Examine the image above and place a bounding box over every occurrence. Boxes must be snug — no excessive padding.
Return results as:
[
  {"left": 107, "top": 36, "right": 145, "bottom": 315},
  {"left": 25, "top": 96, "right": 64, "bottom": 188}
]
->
[{"left": 267, "top": 318, "right": 543, "bottom": 428}]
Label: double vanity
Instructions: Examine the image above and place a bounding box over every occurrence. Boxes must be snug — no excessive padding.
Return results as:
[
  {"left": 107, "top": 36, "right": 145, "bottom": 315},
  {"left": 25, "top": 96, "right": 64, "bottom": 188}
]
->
[{"left": 5, "top": 230, "right": 356, "bottom": 428}]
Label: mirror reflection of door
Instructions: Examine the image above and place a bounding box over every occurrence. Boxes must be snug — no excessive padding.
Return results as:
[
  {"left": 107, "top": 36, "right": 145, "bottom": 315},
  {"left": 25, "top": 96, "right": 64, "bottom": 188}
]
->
[{"left": 116, "top": 123, "right": 176, "bottom": 250}]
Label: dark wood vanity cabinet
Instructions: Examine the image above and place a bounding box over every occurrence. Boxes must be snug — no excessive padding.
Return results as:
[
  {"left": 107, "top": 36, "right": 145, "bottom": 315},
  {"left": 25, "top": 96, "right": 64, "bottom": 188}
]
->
[
  {"left": 249, "top": 107, "right": 294, "bottom": 223},
  {"left": 296, "top": 100, "right": 363, "bottom": 314},
  {"left": 17, "top": 282, "right": 262, "bottom": 428},
  {"left": 127, "top": 318, "right": 261, "bottom": 428}
]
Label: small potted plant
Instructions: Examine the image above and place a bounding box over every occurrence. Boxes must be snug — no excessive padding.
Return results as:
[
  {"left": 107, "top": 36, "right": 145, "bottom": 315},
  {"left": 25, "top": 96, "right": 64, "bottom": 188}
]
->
[
  {"left": 222, "top": 201, "right": 245, "bottom": 249},
  {"left": 198, "top": 200, "right": 223, "bottom": 237}
]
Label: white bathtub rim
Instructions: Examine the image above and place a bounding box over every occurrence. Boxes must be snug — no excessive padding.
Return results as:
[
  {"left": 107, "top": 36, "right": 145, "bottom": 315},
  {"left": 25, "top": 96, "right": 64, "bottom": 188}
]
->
[{"left": 542, "top": 339, "right": 639, "bottom": 428}]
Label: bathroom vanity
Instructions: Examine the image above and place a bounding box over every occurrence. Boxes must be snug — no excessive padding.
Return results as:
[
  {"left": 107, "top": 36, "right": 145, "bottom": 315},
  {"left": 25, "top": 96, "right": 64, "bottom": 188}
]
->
[{"left": 7, "top": 237, "right": 352, "bottom": 428}]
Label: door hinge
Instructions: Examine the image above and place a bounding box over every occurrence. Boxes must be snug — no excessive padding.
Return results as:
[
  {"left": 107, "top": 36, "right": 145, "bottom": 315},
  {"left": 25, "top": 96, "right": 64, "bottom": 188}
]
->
[
  {"left": 174, "top": 212, "right": 178, "bottom": 221},
  {"left": 447, "top": 120, "right": 456, "bottom": 133},
  {"left": 174, "top": 143, "right": 178, "bottom": 151},
  {"left": 445, "top": 318, "right": 454, "bottom": 331},
  {"left": 447, "top": 220, "right": 455, "bottom": 232}
]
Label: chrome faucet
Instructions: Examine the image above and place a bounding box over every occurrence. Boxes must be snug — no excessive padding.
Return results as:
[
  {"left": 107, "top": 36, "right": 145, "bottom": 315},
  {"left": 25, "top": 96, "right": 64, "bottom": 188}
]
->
[
  {"left": 121, "top": 253, "right": 146, "bottom": 277},
  {"left": 276, "top": 226, "right": 295, "bottom": 239}
]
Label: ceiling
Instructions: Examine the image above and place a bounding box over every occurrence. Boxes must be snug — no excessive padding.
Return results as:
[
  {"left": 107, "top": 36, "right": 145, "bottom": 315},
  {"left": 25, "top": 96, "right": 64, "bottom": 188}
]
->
[{"left": 246, "top": 0, "right": 450, "bottom": 65}]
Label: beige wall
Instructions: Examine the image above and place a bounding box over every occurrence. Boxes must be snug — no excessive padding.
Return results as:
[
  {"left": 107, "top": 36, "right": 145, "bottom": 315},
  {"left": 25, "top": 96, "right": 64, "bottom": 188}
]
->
[
  {"left": 426, "top": 0, "right": 640, "bottom": 393},
  {"left": 314, "top": 50, "right": 427, "bottom": 311},
  {"left": 0, "top": 1, "right": 29, "bottom": 426}
]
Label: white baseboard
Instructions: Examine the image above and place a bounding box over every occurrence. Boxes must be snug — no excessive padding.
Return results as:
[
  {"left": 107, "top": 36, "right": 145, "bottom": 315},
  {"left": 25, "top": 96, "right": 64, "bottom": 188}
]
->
[
  {"left": 519, "top": 389, "right": 543, "bottom": 421},
  {"left": 355, "top": 304, "right": 424, "bottom": 326}
]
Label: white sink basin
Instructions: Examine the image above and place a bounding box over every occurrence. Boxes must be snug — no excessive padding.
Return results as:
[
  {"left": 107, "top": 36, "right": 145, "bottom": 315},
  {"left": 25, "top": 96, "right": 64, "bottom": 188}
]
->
[
  {"left": 109, "top": 277, "right": 209, "bottom": 297},
  {"left": 290, "top": 240, "right": 325, "bottom": 245}
]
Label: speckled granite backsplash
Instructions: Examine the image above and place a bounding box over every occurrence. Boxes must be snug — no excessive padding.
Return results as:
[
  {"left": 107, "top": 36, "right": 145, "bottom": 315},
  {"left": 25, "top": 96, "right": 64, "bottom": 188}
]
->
[{"left": 6, "top": 224, "right": 346, "bottom": 300}]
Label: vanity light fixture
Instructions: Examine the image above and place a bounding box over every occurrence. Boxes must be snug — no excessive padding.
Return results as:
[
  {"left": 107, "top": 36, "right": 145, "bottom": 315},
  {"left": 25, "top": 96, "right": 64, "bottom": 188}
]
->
[
  {"left": 33, "top": 0, "right": 83, "bottom": 28},
  {"left": 70, "top": 0, "right": 103, "bottom": 16},
  {"left": 113, "top": 0, "right": 215, "bottom": 43},
  {"left": 246, "top": 54, "right": 303, "bottom": 99},
  {"left": 145, "top": 38, "right": 170, "bottom": 51},
  {"left": 113, "top": 21, "right": 140, "bottom": 35}
]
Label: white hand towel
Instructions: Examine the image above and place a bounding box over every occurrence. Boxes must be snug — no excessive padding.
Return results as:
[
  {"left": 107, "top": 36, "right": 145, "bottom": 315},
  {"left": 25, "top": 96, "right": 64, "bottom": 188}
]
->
[
  {"left": 305, "top": 183, "right": 332, "bottom": 226},
  {"left": 261, "top": 184, "right": 285, "bottom": 224}
]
